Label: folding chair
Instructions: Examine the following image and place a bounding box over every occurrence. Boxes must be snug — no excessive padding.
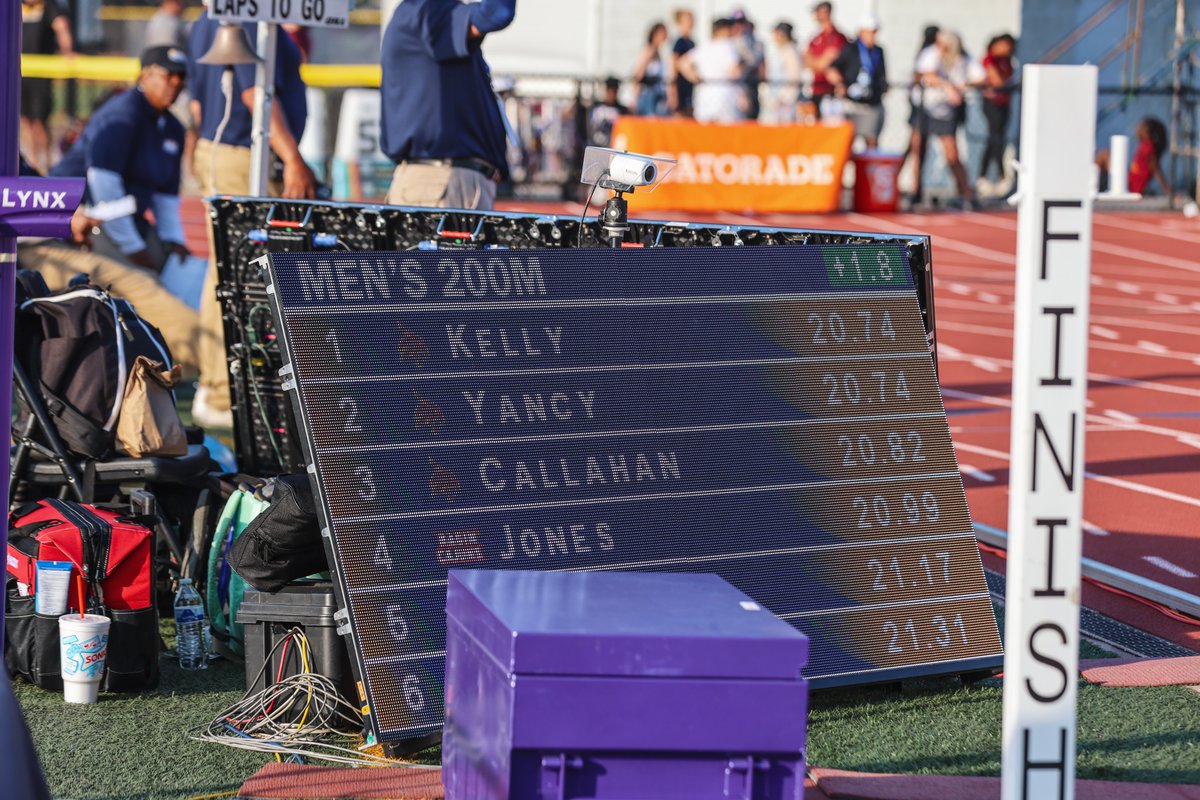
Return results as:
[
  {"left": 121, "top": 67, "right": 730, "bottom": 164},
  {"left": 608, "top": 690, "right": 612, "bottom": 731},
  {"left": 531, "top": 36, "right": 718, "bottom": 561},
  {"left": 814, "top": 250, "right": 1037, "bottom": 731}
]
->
[{"left": 9, "top": 356, "right": 213, "bottom": 581}]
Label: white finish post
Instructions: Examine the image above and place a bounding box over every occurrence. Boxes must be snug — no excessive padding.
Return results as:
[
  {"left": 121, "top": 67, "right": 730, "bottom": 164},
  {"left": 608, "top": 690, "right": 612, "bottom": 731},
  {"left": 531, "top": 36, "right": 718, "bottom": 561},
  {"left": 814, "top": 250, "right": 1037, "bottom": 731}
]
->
[
  {"left": 1001, "top": 64, "right": 1097, "bottom": 800},
  {"left": 249, "top": 22, "right": 278, "bottom": 197}
]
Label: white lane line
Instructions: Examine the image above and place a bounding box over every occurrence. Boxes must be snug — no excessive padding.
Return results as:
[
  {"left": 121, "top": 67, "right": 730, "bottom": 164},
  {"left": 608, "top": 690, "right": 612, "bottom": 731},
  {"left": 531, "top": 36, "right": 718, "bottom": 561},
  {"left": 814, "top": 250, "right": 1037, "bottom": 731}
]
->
[
  {"left": 969, "top": 357, "right": 1002, "bottom": 373},
  {"left": 1137, "top": 340, "right": 1169, "bottom": 354},
  {"left": 1155, "top": 293, "right": 1180, "bottom": 305},
  {"left": 1103, "top": 409, "right": 1139, "bottom": 424},
  {"left": 939, "top": 319, "right": 1200, "bottom": 375},
  {"left": 960, "top": 210, "right": 1018, "bottom": 230},
  {"left": 1083, "top": 521, "right": 1111, "bottom": 536},
  {"left": 952, "top": 440, "right": 1200, "bottom": 510},
  {"left": 856, "top": 209, "right": 1200, "bottom": 289},
  {"left": 958, "top": 463, "right": 996, "bottom": 483},
  {"left": 1142, "top": 556, "right": 1198, "bottom": 579},
  {"left": 1091, "top": 325, "right": 1120, "bottom": 340},
  {"left": 942, "top": 384, "right": 1200, "bottom": 444},
  {"left": 948, "top": 283, "right": 973, "bottom": 296},
  {"left": 1094, "top": 214, "right": 1200, "bottom": 245},
  {"left": 846, "top": 212, "right": 1016, "bottom": 264},
  {"left": 1093, "top": 274, "right": 1200, "bottom": 301},
  {"left": 977, "top": 291, "right": 1002, "bottom": 304},
  {"left": 1094, "top": 240, "right": 1200, "bottom": 275},
  {"left": 1116, "top": 281, "right": 1142, "bottom": 295}
]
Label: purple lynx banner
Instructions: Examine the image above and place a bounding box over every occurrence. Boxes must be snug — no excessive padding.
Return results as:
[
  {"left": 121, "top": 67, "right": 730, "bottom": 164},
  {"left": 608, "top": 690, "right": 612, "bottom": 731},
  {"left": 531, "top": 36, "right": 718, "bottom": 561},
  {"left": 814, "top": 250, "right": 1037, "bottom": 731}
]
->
[{"left": 0, "top": 177, "right": 86, "bottom": 238}]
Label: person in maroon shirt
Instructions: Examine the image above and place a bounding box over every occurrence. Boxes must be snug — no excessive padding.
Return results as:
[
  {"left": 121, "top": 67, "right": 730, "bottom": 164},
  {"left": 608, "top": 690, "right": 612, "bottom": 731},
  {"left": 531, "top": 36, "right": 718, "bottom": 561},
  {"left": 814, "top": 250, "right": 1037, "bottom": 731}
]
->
[
  {"left": 978, "top": 33, "right": 1016, "bottom": 192},
  {"left": 804, "top": 1, "right": 847, "bottom": 117}
]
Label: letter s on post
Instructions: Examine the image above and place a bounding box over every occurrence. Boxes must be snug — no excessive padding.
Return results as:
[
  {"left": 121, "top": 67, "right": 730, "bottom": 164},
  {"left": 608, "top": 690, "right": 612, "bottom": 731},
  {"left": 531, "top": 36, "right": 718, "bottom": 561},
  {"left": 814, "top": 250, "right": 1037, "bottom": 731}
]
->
[{"left": 1026, "top": 622, "right": 1069, "bottom": 703}]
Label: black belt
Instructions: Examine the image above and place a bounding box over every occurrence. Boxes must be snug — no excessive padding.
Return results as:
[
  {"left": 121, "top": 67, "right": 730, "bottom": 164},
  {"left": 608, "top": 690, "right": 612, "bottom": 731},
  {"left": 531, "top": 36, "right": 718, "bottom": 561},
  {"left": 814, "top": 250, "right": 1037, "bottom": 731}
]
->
[{"left": 405, "top": 157, "right": 501, "bottom": 182}]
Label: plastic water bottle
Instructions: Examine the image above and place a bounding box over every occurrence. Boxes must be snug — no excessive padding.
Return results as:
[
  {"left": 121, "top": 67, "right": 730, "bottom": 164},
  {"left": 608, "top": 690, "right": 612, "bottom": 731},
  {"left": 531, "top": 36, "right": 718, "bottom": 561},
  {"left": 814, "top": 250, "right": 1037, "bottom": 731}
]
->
[{"left": 174, "top": 579, "right": 208, "bottom": 671}]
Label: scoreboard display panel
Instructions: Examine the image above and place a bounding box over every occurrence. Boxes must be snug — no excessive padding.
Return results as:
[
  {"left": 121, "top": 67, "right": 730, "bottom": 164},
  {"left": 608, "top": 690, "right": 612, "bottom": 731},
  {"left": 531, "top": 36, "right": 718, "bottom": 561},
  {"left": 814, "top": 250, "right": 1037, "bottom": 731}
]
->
[{"left": 264, "top": 244, "right": 1002, "bottom": 743}]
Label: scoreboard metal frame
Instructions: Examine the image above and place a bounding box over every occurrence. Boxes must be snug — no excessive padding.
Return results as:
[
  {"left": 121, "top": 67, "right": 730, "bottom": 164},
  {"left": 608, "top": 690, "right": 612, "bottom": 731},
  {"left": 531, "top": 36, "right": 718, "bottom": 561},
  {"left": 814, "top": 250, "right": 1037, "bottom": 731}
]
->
[
  {"left": 261, "top": 240, "right": 1002, "bottom": 750},
  {"left": 210, "top": 198, "right": 939, "bottom": 477}
]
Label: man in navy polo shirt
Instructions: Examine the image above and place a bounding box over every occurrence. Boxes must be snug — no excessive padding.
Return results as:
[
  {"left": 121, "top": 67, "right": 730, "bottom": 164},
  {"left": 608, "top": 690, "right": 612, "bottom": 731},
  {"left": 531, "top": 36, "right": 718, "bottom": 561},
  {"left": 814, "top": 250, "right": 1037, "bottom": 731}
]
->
[
  {"left": 186, "top": 12, "right": 314, "bottom": 199},
  {"left": 51, "top": 45, "right": 189, "bottom": 271},
  {"left": 381, "top": 0, "right": 517, "bottom": 210},
  {"left": 186, "top": 11, "right": 315, "bottom": 427}
]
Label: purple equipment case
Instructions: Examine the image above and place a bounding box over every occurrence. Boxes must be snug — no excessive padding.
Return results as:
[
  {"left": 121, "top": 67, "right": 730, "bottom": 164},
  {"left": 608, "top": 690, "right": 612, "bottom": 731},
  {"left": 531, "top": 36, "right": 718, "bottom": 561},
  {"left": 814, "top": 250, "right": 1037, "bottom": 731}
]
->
[{"left": 443, "top": 570, "right": 810, "bottom": 800}]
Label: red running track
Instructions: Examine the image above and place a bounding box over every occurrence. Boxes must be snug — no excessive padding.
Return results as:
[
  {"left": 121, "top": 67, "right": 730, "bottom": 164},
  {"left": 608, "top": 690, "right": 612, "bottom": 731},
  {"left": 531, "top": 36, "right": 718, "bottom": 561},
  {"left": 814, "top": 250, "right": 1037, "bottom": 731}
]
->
[{"left": 184, "top": 198, "right": 1200, "bottom": 651}]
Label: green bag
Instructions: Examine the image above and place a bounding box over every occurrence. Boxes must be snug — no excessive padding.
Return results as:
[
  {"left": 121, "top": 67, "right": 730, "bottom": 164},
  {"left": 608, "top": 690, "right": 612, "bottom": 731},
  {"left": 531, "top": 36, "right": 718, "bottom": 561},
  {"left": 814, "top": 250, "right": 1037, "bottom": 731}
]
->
[{"left": 206, "top": 487, "right": 269, "bottom": 656}]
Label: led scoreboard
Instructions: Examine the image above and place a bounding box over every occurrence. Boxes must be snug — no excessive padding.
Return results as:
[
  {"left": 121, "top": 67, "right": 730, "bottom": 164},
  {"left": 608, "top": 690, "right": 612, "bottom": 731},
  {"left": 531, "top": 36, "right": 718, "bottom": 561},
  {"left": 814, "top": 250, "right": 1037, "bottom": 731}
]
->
[{"left": 263, "top": 244, "right": 1003, "bottom": 745}]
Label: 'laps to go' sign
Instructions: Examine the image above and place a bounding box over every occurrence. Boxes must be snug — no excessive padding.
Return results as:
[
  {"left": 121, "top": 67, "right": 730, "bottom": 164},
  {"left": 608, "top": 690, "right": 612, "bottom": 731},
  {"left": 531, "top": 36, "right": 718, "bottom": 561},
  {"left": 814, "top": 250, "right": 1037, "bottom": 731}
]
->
[{"left": 210, "top": 0, "right": 349, "bottom": 28}]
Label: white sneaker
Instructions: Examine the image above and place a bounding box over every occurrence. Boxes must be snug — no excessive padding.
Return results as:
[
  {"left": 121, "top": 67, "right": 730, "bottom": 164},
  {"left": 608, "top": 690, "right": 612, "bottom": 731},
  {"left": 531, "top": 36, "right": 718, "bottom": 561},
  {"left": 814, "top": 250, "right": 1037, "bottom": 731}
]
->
[
  {"left": 191, "top": 386, "right": 233, "bottom": 429},
  {"left": 975, "top": 177, "right": 995, "bottom": 199}
]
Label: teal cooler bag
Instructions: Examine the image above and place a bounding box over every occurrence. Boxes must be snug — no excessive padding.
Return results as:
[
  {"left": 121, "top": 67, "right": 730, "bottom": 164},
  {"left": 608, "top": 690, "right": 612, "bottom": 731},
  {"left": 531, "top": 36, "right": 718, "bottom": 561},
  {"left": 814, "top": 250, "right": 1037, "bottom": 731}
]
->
[{"left": 206, "top": 487, "right": 268, "bottom": 656}]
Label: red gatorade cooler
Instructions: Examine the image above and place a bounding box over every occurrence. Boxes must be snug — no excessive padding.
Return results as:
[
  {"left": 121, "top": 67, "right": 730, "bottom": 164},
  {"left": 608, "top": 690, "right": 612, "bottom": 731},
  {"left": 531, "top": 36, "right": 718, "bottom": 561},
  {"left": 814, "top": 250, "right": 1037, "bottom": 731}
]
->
[{"left": 852, "top": 150, "right": 904, "bottom": 212}]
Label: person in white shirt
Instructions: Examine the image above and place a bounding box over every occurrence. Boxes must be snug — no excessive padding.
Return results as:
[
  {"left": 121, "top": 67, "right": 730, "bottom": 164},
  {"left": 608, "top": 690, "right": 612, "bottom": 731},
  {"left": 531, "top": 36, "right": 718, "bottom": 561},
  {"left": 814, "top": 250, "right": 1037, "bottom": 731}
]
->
[
  {"left": 915, "top": 31, "right": 984, "bottom": 206},
  {"left": 678, "top": 18, "right": 744, "bottom": 124},
  {"left": 766, "top": 22, "right": 803, "bottom": 123}
]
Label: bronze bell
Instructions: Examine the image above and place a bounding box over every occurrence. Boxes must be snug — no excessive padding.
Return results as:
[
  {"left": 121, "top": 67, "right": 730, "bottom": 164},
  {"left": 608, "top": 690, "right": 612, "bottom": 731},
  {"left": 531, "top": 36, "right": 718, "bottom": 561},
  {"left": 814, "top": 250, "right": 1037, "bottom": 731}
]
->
[{"left": 198, "top": 23, "right": 262, "bottom": 65}]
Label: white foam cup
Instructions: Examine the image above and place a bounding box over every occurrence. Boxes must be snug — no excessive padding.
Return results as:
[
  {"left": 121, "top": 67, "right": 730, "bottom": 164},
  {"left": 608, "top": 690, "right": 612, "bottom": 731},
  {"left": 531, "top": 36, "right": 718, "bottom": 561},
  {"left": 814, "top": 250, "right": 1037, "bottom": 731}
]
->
[{"left": 58, "top": 614, "right": 111, "bottom": 704}]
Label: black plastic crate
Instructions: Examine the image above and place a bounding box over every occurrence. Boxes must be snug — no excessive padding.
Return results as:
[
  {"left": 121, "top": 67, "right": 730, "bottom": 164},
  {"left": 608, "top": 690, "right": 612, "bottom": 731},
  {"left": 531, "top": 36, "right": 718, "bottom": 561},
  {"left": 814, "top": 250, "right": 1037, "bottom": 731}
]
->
[{"left": 236, "top": 582, "right": 357, "bottom": 726}]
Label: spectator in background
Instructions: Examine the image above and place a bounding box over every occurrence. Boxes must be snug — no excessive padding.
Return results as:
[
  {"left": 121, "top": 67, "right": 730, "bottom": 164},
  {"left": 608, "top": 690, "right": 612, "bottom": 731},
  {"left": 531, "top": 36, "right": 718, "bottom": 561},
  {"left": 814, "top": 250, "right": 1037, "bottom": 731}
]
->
[
  {"left": 731, "top": 10, "right": 765, "bottom": 121},
  {"left": 977, "top": 33, "right": 1016, "bottom": 195},
  {"left": 903, "top": 25, "right": 939, "bottom": 204},
  {"left": 632, "top": 22, "right": 670, "bottom": 116},
  {"left": 804, "top": 1, "right": 846, "bottom": 118},
  {"left": 678, "top": 18, "right": 744, "bottom": 124},
  {"left": 915, "top": 31, "right": 983, "bottom": 207},
  {"left": 146, "top": 0, "right": 197, "bottom": 190},
  {"left": 145, "top": 0, "right": 187, "bottom": 49},
  {"left": 766, "top": 22, "right": 803, "bottom": 123},
  {"left": 187, "top": 11, "right": 315, "bottom": 428},
  {"left": 669, "top": 9, "right": 696, "bottom": 117},
  {"left": 51, "top": 46, "right": 190, "bottom": 272},
  {"left": 1097, "top": 116, "right": 1169, "bottom": 195},
  {"left": 588, "top": 77, "right": 628, "bottom": 147},
  {"left": 20, "top": 0, "right": 74, "bottom": 174},
  {"left": 828, "top": 15, "right": 887, "bottom": 148}
]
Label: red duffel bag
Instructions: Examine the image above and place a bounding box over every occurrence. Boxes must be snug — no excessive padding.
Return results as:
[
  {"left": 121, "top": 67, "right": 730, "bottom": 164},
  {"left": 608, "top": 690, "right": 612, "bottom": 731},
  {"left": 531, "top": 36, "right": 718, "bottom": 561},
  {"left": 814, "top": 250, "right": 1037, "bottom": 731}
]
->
[{"left": 5, "top": 499, "right": 159, "bottom": 692}]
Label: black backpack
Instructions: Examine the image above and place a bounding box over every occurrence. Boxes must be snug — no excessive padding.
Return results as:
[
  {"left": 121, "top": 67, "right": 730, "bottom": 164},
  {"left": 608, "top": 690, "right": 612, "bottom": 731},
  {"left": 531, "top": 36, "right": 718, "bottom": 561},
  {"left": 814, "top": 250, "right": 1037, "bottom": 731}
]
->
[
  {"left": 16, "top": 272, "right": 175, "bottom": 460},
  {"left": 226, "top": 475, "right": 326, "bottom": 593}
]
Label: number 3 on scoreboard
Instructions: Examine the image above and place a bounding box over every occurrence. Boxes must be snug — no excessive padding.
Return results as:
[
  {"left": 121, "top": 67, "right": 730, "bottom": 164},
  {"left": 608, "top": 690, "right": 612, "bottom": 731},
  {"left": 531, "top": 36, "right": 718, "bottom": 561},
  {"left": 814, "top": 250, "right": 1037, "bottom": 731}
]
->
[{"left": 354, "top": 466, "right": 377, "bottom": 500}]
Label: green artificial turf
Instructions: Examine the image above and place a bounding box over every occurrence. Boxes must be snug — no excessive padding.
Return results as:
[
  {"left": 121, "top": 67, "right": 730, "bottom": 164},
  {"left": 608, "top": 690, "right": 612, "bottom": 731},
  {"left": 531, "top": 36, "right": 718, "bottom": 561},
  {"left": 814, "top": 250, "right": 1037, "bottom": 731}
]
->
[
  {"left": 808, "top": 679, "right": 1200, "bottom": 784},
  {"left": 13, "top": 614, "right": 1200, "bottom": 799},
  {"left": 15, "top": 620, "right": 264, "bottom": 800}
]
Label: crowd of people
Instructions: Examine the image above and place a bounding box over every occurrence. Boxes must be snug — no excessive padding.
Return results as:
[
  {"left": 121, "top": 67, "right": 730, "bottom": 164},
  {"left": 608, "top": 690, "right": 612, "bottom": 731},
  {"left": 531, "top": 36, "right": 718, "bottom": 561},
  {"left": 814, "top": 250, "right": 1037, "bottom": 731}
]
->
[{"left": 620, "top": 3, "right": 1024, "bottom": 206}]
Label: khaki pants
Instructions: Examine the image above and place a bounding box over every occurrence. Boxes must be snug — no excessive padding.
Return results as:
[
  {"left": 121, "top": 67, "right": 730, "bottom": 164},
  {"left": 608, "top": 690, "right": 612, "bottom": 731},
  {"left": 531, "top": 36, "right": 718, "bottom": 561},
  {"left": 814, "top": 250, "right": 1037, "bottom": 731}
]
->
[
  {"left": 18, "top": 241, "right": 201, "bottom": 375},
  {"left": 385, "top": 162, "right": 497, "bottom": 210},
  {"left": 194, "top": 139, "right": 283, "bottom": 412}
]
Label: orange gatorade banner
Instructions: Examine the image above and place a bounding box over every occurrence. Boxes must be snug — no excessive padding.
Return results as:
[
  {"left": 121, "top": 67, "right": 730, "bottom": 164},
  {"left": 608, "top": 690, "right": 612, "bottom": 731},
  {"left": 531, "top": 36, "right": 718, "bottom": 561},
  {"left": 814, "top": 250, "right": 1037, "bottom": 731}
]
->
[{"left": 611, "top": 118, "right": 854, "bottom": 213}]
